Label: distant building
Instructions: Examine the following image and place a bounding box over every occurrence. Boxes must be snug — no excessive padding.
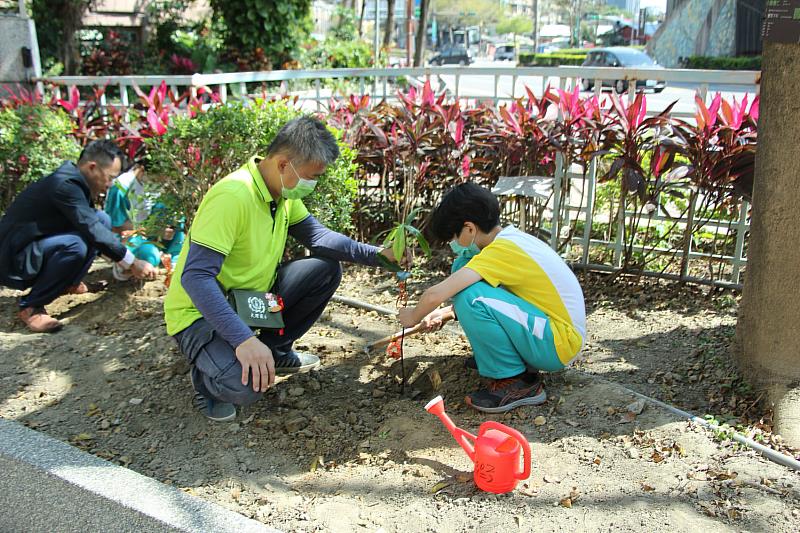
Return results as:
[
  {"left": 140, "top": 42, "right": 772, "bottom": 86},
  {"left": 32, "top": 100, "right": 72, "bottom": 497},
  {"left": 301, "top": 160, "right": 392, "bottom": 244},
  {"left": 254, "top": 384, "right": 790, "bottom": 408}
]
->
[
  {"left": 649, "top": 0, "right": 764, "bottom": 67},
  {"left": 82, "top": 0, "right": 210, "bottom": 43}
]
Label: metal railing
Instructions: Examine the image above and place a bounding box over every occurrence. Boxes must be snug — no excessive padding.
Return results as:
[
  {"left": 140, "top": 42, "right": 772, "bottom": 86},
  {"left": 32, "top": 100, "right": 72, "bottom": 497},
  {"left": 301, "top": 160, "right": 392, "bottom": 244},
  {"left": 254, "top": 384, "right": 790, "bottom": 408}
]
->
[{"left": 38, "top": 65, "right": 760, "bottom": 117}]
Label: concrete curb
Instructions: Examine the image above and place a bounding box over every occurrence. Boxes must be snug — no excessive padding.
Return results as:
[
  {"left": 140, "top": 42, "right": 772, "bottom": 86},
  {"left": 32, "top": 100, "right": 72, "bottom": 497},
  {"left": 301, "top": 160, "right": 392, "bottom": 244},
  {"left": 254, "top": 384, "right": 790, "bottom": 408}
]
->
[{"left": 0, "top": 418, "right": 278, "bottom": 533}]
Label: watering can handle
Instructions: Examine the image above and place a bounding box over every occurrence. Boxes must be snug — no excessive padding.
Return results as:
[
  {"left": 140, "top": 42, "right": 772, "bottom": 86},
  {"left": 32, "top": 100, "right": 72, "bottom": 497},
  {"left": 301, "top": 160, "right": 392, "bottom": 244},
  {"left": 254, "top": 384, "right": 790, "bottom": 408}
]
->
[
  {"left": 454, "top": 428, "right": 477, "bottom": 461},
  {"left": 480, "top": 421, "right": 531, "bottom": 480}
]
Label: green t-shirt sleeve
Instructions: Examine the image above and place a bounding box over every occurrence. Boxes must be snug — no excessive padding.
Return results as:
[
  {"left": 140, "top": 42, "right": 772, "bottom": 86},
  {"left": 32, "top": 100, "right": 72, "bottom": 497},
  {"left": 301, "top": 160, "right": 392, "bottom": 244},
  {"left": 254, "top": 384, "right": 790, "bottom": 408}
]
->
[
  {"left": 287, "top": 199, "right": 309, "bottom": 225},
  {"left": 189, "top": 184, "right": 243, "bottom": 256}
]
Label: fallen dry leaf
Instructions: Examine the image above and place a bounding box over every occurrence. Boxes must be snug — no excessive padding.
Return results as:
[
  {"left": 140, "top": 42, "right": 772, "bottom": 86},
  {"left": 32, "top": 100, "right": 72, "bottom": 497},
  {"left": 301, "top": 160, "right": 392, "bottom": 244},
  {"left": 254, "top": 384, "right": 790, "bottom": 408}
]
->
[
  {"left": 430, "top": 481, "right": 450, "bottom": 494},
  {"left": 455, "top": 472, "right": 472, "bottom": 483},
  {"left": 559, "top": 497, "right": 572, "bottom": 508},
  {"left": 652, "top": 451, "right": 665, "bottom": 464},
  {"left": 642, "top": 483, "right": 655, "bottom": 492}
]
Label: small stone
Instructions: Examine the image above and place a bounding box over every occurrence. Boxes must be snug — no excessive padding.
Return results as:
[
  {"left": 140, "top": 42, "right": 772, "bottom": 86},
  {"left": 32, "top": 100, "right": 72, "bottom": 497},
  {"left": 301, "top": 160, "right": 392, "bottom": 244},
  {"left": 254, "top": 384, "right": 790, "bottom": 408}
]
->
[
  {"left": 228, "top": 423, "right": 241, "bottom": 432},
  {"left": 534, "top": 416, "right": 547, "bottom": 426},
  {"left": 99, "top": 420, "right": 111, "bottom": 430},
  {"left": 625, "top": 400, "right": 646, "bottom": 415},
  {"left": 359, "top": 440, "right": 371, "bottom": 449},
  {"left": 372, "top": 388, "right": 386, "bottom": 398},
  {"left": 129, "top": 398, "right": 143, "bottom": 405},
  {"left": 284, "top": 416, "right": 308, "bottom": 433},
  {"left": 308, "top": 380, "right": 321, "bottom": 392},
  {"left": 627, "top": 448, "right": 640, "bottom": 459},
  {"left": 289, "top": 387, "right": 305, "bottom": 397}
]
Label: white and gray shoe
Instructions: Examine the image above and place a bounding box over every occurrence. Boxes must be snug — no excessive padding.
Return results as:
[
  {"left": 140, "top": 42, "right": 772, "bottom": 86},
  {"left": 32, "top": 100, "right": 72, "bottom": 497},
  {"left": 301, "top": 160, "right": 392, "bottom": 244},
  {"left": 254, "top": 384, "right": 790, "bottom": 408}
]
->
[{"left": 274, "top": 351, "right": 320, "bottom": 374}]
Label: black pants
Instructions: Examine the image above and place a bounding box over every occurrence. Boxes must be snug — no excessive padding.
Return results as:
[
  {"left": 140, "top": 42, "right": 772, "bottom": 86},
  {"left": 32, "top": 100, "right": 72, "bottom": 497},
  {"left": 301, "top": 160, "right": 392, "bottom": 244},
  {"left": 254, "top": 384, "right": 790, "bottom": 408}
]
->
[
  {"left": 17, "top": 211, "right": 112, "bottom": 308},
  {"left": 174, "top": 256, "right": 342, "bottom": 406}
]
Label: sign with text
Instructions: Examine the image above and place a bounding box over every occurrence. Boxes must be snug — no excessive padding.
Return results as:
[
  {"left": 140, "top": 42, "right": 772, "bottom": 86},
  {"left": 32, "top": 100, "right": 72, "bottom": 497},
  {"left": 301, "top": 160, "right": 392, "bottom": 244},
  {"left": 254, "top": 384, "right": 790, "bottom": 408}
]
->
[{"left": 762, "top": 0, "right": 800, "bottom": 43}]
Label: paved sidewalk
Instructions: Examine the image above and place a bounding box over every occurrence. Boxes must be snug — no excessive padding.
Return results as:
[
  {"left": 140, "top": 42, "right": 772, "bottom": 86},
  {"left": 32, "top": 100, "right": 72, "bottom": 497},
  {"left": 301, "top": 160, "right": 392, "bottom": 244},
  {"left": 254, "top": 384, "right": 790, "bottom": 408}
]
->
[{"left": 0, "top": 418, "right": 278, "bottom": 533}]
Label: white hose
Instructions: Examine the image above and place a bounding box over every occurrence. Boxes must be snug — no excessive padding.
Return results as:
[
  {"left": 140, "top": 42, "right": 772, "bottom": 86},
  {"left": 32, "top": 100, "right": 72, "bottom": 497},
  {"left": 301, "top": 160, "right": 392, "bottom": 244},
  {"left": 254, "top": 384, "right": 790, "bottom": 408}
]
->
[{"left": 576, "top": 370, "right": 800, "bottom": 471}]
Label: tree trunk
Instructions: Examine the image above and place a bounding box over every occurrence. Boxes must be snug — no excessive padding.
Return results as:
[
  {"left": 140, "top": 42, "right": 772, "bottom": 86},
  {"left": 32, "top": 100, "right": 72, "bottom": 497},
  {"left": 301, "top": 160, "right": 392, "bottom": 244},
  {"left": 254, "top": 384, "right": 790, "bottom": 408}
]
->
[
  {"left": 57, "top": 0, "right": 90, "bottom": 75},
  {"left": 735, "top": 41, "right": 800, "bottom": 448},
  {"left": 383, "top": 0, "right": 395, "bottom": 49},
  {"left": 413, "top": 0, "right": 430, "bottom": 67},
  {"left": 358, "top": 0, "right": 367, "bottom": 38}
]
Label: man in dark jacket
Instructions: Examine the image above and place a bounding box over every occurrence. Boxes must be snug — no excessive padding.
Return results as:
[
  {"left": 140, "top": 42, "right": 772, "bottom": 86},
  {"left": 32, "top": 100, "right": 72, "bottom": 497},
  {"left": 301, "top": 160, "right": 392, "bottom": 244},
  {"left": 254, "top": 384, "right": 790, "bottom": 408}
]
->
[{"left": 0, "top": 140, "right": 156, "bottom": 333}]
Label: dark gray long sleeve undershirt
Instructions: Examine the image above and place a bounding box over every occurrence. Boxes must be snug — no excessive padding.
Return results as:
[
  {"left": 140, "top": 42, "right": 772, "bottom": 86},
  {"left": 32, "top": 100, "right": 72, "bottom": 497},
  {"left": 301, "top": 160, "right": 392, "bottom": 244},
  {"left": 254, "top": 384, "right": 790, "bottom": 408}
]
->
[{"left": 180, "top": 214, "right": 383, "bottom": 348}]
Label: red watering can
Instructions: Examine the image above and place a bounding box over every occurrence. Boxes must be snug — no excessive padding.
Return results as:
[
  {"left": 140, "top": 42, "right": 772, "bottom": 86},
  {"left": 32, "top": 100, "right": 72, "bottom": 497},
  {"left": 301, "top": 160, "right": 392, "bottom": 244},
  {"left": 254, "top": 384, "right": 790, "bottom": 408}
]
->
[{"left": 425, "top": 395, "right": 531, "bottom": 494}]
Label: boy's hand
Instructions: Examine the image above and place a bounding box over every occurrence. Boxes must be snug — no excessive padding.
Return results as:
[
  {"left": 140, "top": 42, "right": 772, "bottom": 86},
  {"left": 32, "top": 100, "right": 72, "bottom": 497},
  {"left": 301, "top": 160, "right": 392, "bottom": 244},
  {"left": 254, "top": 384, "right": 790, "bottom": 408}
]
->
[
  {"left": 419, "top": 308, "right": 447, "bottom": 332},
  {"left": 397, "top": 307, "right": 418, "bottom": 328}
]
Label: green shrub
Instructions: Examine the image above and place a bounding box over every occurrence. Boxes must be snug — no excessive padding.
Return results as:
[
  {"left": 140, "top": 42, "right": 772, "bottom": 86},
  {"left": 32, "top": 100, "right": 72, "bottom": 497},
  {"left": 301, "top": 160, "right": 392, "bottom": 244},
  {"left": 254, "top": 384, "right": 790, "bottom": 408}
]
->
[
  {"left": 144, "top": 100, "right": 358, "bottom": 236},
  {"left": 0, "top": 105, "right": 81, "bottom": 212},
  {"left": 519, "top": 51, "right": 587, "bottom": 67},
  {"left": 686, "top": 56, "right": 761, "bottom": 70},
  {"left": 302, "top": 38, "right": 373, "bottom": 70}
]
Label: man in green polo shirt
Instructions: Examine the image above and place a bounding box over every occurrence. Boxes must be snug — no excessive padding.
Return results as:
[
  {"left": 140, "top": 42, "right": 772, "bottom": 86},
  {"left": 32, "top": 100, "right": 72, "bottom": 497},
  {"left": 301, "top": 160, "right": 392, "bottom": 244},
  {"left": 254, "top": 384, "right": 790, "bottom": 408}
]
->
[{"left": 166, "top": 117, "right": 403, "bottom": 422}]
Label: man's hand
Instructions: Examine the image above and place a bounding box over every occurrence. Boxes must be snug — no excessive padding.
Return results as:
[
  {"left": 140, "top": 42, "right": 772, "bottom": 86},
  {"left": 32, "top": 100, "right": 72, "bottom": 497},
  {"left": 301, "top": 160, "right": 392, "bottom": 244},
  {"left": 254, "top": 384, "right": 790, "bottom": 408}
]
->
[
  {"left": 234, "top": 337, "right": 275, "bottom": 392},
  {"left": 129, "top": 258, "right": 156, "bottom": 280},
  {"left": 380, "top": 247, "right": 412, "bottom": 269}
]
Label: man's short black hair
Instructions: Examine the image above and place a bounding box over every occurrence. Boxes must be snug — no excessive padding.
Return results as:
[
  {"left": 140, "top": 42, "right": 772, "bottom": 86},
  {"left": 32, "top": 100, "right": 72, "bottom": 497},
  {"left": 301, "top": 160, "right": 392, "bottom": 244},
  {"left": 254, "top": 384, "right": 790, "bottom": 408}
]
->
[
  {"left": 78, "top": 139, "right": 124, "bottom": 168},
  {"left": 430, "top": 182, "right": 501, "bottom": 242},
  {"left": 267, "top": 116, "right": 339, "bottom": 165}
]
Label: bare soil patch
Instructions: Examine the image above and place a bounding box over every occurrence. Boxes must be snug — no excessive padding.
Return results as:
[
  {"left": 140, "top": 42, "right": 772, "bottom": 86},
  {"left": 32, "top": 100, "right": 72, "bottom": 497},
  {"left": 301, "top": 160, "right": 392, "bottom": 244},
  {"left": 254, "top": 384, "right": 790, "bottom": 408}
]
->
[{"left": 1, "top": 261, "right": 799, "bottom": 532}]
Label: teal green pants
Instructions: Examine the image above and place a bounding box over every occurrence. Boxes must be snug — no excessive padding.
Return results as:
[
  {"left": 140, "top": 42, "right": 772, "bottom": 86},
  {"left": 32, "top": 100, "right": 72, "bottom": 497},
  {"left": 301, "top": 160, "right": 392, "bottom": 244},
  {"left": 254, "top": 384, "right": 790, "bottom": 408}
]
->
[{"left": 452, "top": 255, "right": 565, "bottom": 379}]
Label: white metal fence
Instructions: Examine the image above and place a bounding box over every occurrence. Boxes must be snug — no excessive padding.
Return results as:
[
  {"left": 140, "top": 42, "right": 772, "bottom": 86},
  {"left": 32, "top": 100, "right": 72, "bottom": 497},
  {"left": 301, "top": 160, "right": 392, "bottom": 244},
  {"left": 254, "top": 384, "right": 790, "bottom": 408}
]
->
[
  {"left": 36, "top": 66, "right": 759, "bottom": 288},
  {"left": 38, "top": 65, "right": 759, "bottom": 115}
]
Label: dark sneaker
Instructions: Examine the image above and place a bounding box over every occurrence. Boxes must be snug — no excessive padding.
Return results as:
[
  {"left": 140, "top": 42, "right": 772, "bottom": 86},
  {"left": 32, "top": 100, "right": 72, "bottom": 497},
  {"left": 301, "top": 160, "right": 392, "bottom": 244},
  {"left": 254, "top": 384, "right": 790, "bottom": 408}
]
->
[
  {"left": 190, "top": 372, "right": 235, "bottom": 422},
  {"left": 465, "top": 374, "right": 547, "bottom": 414},
  {"left": 192, "top": 391, "right": 236, "bottom": 422},
  {"left": 274, "top": 351, "right": 320, "bottom": 374}
]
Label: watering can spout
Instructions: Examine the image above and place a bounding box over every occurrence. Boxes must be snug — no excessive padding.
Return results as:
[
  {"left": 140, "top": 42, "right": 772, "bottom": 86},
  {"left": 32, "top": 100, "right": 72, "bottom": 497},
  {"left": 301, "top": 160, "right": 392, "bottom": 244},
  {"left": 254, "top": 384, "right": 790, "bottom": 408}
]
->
[{"left": 425, "top": 396, "right": 477, "bottom": 460}]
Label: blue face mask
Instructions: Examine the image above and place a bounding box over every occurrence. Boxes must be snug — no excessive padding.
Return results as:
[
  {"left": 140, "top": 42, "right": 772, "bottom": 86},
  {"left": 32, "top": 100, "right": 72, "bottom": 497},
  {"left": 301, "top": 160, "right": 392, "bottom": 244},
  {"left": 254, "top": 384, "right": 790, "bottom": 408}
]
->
[{"left": 449, "top": 236, "right": 480, "bottom": 257}]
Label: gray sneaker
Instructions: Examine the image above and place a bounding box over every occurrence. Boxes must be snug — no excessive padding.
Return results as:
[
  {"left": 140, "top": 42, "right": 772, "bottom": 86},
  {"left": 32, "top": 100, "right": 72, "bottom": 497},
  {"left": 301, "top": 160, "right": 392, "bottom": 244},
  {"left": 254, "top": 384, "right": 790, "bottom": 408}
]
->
[
  {"left": 192, "top": 391, "right": 236, "bottom": 422},
  {"left": 275, "top": 351, "right": 320, "bottom": 374}
]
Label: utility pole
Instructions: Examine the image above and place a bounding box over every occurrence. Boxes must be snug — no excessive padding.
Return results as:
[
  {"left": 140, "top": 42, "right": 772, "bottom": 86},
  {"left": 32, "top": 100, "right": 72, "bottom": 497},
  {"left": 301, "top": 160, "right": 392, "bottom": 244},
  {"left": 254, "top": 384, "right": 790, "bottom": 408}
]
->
[
  {"left": 532, "top": 0, "right": 538, "bottom": 53},
  {"left": 406, "top": 0, "right": 413, "bottom": 67},
  {"left": 374, "top": 0, "right": 380, "bottom": 66}
]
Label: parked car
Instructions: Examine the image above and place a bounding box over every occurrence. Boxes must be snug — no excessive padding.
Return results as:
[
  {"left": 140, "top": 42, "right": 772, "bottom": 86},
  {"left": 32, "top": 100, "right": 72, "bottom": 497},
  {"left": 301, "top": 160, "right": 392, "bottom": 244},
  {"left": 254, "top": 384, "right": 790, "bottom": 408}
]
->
[
  {"left": 494, "top": 44, "right": 515, "bottom": 61},
  {"left": 580, "top": 47, "right": 666, "bottom": 93},
  {"left": 429, "top": 45, "right": 473, "bottom": 66}
]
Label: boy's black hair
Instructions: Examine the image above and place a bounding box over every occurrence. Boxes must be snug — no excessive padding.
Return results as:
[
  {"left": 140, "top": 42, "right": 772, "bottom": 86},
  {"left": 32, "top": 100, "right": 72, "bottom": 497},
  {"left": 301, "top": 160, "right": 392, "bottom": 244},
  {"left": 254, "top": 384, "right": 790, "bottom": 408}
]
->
[{"left": 430, "top": 182, "right": 501, "bottom": 242}]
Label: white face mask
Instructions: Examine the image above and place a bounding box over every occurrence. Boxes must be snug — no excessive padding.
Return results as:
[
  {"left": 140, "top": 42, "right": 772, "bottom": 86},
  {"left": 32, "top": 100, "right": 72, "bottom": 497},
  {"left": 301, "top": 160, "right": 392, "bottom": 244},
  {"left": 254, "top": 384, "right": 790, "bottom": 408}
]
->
[{"left": 280, "top": 161, "right": 317, "bottom": 200}]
